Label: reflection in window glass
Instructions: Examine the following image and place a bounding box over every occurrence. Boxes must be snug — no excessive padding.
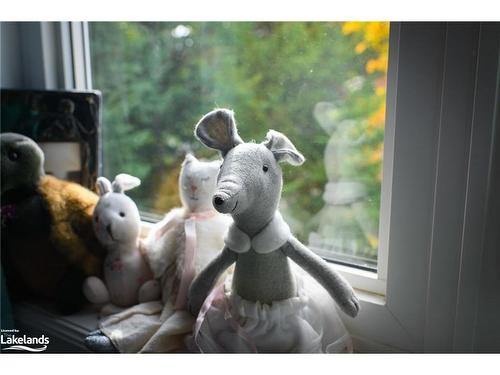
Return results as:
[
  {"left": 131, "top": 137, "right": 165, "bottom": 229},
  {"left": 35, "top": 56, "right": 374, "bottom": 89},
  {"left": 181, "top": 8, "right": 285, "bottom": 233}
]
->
[{"left": 89, "top": 22, "right": 389, "bottom": 270}]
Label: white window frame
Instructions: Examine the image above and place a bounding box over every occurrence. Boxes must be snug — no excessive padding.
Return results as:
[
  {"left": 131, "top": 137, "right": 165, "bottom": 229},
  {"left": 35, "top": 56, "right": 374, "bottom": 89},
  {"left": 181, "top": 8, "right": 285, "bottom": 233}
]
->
[
  {"left": 4, "top": 22, "right": 93, "bottom": 91},
  {"left": 339, "top": 22, "right": 498, "bottom": 352},
  {"left": 61, "top": 22, "right": 93, "bottom": 90},
  {"left": 329, "top": 23, "right": 398, "bottom": 297},
  {"left": 50, "top": 21, "right": 498, "bottom": 352}
]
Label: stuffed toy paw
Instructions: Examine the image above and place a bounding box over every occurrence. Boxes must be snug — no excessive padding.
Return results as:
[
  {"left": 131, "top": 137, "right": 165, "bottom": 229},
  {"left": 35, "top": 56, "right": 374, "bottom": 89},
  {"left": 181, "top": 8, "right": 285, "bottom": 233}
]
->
[{"left": 84, "top": 330, "right": 118, "bottom": 353}]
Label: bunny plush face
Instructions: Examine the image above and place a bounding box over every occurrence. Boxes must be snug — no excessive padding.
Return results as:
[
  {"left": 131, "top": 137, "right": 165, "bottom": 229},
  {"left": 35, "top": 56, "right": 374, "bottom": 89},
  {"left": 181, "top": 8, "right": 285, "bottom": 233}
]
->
[
  {"left": 179, "top": 154, "right": 221, "bottom": 213},
  {"left": 93, "top": 174, "right": 141, "bottom": 249}
]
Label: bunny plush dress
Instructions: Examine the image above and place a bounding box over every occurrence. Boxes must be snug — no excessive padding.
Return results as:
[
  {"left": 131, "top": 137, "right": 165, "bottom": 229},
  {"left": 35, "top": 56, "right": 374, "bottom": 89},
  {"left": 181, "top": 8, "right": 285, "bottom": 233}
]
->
[
  {"left": 190, "top": 213, "right": 352, "bottom": 353},
  {"left": 99, "top": 207, "right": 231, "bottom": 353}
]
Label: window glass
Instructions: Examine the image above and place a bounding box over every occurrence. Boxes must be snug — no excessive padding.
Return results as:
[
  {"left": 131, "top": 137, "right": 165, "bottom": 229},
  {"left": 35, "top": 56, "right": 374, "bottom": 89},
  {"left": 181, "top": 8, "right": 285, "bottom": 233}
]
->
[{"left": 89, "top": 22, "right": 389, "bottom": 270}]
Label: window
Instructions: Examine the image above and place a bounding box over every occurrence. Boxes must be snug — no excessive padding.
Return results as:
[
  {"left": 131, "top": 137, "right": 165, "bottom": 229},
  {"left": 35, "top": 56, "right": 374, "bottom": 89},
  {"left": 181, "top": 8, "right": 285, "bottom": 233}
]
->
[
  {"left": 14, "top": 21, "right": 497, "bottom": 353},
  {"left": 88, "top": 22, "right": 390, "bottom": 271}
]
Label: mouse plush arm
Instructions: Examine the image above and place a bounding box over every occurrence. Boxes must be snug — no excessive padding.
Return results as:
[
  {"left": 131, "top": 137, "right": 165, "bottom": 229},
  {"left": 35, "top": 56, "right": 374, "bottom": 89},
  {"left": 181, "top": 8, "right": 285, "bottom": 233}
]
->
[
  {"left": 188, "top": 246, "right": 238, "bottom": 315},
  {"left": 282, "top": 236, "right": 360, "bottom": 317}
]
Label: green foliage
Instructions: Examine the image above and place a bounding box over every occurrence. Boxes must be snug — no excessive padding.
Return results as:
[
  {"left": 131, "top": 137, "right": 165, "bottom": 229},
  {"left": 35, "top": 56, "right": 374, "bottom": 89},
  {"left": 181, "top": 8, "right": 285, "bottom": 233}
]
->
[{"left": 89, "top": 22, "right": 388, "bottom": 264}]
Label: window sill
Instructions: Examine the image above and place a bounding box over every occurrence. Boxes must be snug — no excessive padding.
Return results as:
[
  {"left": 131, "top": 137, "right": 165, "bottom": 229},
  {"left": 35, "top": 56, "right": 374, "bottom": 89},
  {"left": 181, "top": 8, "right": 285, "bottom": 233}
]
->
[
  {"left": 11, "top": 296, "right": 394, "bottom": 353},
  {"left": 139, "top": 220, "right": 393, "bottom": 353},
  {"left": 10, "top": 220, "right": 387, "bottom": 353},
  {"left": 11, "top": 300, "right": 98, "bottom": 353},
  {"left": 330, "top": 262, "right": 386, "bottom": 296},
  {"left": 352, "top": 287, "right": 386, "bottom": 306}
]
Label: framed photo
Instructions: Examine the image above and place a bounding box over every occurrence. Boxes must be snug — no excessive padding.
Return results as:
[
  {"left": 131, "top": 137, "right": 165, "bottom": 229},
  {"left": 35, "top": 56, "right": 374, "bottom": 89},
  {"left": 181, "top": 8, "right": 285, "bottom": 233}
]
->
[{"left": 0, "top": 89, "right": 102, "bottom": 189}]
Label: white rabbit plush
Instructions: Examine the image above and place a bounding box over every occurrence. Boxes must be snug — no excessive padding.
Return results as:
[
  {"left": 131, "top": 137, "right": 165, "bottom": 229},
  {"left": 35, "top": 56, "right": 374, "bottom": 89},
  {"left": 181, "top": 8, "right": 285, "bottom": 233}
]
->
[{"left": 82, "top": 174, "right": 160, "bottom": 308}]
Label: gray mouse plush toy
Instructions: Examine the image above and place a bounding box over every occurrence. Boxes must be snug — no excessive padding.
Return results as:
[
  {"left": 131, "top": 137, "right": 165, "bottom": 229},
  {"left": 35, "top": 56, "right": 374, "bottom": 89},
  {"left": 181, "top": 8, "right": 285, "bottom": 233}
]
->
[{"left": 188, "top": 109, "right": 360, "bottom": 353}]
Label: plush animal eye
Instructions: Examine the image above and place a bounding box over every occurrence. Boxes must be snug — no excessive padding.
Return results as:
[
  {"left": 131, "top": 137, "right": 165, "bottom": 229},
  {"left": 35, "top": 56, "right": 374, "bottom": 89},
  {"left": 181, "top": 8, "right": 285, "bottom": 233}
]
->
[
  {"left": 262, "top": 165, "right": 269, "bottom": 172},
  {"left": 8, "top": 150, "right": 19, "bottom": 161},
  {"left": 119, "top": 212, "right": 125, "bottom": 217},
  {"left": 95, "top": 215, "right": 99, "bottom": 223}
]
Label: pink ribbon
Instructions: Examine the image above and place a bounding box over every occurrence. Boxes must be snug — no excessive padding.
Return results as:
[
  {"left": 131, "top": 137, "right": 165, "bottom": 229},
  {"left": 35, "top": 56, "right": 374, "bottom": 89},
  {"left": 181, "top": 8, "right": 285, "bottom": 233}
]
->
[
  {"left": 153, "top": 208, "right": 257, "bottom": 351},
  {"left": 193, "top": 283, "right": 224, "bottom": 343},
  {"left": 172, "top": 210, "right": 217, "bottom": 310},
  {"left": 193, "top": 283, "right": 257, "bottom": 353},
  {"left": 174, "top": 218, "right": 196, "bottom": 309}
]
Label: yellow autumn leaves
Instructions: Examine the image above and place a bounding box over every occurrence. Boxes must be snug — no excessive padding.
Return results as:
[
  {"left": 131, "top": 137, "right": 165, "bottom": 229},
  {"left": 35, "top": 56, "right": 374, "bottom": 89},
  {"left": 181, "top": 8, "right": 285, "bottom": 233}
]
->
[
  {"left": 342, "top": 22, "right": 389, "bottom": 73},
  {"left": 342, "top": 22, "right": 389, "bottom": 182}
]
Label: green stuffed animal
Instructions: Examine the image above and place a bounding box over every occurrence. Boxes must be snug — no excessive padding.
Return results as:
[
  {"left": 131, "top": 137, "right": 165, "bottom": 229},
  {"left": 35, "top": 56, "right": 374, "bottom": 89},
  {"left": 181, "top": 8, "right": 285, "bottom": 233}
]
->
[{"left": 1, "top": 133, "right": 105, "bottom": 314}]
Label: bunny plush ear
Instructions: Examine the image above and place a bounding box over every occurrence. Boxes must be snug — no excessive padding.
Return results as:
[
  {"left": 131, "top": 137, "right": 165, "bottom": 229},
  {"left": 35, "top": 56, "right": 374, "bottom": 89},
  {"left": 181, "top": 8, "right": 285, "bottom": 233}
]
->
[
  {"left": 263, "top": 130, "right": 305, "bottom": 166},
  {"left": 194, "top": 108, "right": 243, "bottom": 156},
  {"left": 112, "top": 173, "right": 141, "bottom": 193},
  {"left": 96, "top": 177, "right": 112, "bottom": 196}
]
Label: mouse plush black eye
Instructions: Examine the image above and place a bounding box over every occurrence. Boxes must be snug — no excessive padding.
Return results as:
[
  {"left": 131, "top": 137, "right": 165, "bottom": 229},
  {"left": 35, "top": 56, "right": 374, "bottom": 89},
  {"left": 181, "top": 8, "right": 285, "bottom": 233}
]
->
[
  {"left": 8, "top": 150, "right": 19, "bottom": 161},
  {"left": 262, "top": 165, "right": 269, "bottom": 172},
  {"left": 119, "top": 212, "right": 125, "bottom": 217},
  {"left": 95, "top": 215, "right": 99, "bottom": 223}
]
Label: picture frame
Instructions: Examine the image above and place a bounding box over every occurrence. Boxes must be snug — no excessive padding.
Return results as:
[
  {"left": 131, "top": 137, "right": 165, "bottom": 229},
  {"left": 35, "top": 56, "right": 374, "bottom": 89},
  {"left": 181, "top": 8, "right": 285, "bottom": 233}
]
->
[{"left": 0, "top": 89, "right": 102, "bottom": 189}]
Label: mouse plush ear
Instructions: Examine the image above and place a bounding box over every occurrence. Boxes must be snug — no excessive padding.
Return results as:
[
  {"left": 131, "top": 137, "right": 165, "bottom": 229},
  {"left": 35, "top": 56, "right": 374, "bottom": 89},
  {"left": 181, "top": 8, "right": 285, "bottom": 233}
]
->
[
  {"left": 96, "top": 177, "right": 112, "bottom": 196},
  {"left": 194, "top": 108, "right": 243, "bottom": 156},
  {"left": 112, "top": 174, "right": 141, "bottom": 193},
  {"left": 263, "top": 130, "right": 305, "bottom": 166}
]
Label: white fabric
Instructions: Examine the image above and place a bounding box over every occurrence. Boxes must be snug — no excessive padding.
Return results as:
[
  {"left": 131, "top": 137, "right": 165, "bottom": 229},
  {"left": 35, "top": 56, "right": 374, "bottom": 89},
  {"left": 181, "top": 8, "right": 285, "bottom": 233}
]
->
[
  {"left": 144, "top": 207, "right": 185, "bottom": 280},
  {"left": 191, "top": 269, "right": 352, "bottom": 353},
  {"left": 99, "top": 209, "right": 231, "bottom": 353},
  {"left": 100, "top": 301, "right": 194, "bottom": 353},
  {"left": 224, "top": 212, "right": 291, "bottom": 254},
  {"left": 144, "top": 209, "right": 231, "bottom": 304}
]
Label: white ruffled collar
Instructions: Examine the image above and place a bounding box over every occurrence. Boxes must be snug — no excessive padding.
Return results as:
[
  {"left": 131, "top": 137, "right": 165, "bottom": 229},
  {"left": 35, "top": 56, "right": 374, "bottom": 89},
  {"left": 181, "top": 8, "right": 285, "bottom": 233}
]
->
[{"left": 224, "top": 212, "right": 291, "bottom": 254}]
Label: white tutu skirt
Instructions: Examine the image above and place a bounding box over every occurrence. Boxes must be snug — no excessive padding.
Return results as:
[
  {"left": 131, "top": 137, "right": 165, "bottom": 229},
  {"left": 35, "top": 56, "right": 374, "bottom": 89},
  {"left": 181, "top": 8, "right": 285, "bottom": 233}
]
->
[{"left": 190, "top": 272, "right": 352, "bottom": 353}]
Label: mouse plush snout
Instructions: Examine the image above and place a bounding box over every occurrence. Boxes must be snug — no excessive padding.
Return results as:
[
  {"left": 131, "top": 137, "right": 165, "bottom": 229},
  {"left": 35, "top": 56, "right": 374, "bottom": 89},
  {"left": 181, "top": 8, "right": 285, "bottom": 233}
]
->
[
  {"left": 213, "top": 194, "right": 225, "bottom": 207},
  {"left": 212, "top": 190, "right": 239, "bottom": 214}
]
